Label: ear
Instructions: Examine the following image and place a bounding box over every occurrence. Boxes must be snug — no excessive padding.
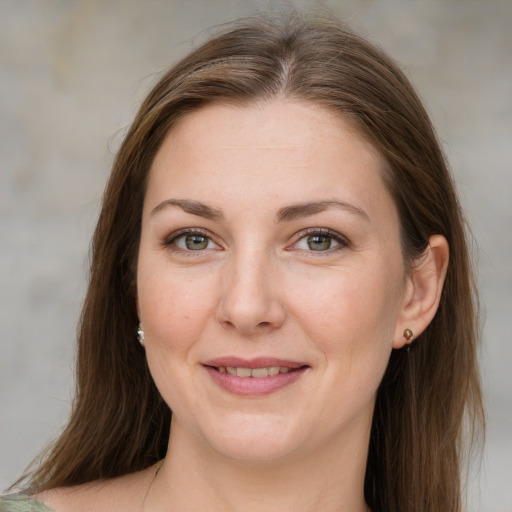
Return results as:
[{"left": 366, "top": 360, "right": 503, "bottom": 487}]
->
[{"left": 393, "top": 235, "right": 449, "bottom": 349}]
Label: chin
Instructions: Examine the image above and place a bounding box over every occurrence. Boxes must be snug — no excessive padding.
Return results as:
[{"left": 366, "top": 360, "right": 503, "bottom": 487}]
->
[
  {"left": 209, "top": 436, "right": 302, "bottom": 464},
  {"left": 195, "top": 413, "right": 307, "bottom": 463}
]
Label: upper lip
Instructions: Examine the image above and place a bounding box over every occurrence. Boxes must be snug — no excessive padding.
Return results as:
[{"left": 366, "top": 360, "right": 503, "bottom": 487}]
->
[{"left": 203, "top": 357, "right": 308, "bottom": 369}]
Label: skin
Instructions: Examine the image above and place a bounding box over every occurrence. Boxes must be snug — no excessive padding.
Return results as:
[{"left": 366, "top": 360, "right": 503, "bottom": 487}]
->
[{"left": 37, "top": 100, "right": 448, "bottom": 512}]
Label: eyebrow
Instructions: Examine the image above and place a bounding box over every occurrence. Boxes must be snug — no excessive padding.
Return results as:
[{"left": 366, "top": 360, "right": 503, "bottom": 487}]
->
[
  {"left": 150, "top": 198, "right": 369, "bottom": 222},
  {"left": 276, "top": 200, "right": 370, "bottom": 222},
  {"left": 150, "top": 199, "right": 223, "bottom": 219}
]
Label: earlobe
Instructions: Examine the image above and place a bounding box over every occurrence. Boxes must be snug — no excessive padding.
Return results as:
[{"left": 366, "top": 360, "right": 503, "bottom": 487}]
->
[{"left": 393, "top": 235, "right": 449, "bottom": 349}]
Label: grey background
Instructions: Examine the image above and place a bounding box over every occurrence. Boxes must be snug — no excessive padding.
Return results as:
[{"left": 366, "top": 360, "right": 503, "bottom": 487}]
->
[{"left": 1, "top": 1, "right": 511, "bottom": 510}]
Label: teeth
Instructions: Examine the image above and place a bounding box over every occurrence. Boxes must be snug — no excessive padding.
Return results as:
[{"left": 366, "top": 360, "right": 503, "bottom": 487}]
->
[
  {"left": 236, "top": 367, "right": 252, "bottom": 378},
  {"left": 251, "top": 368, "right": 268, "bottom": 378},
  {"left": 220, "top": 366, "right": 295, "bottom": 377}
]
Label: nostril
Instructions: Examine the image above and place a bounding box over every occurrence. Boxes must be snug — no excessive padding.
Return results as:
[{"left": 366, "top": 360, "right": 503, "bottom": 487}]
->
[
  {"left": 216, "top": 289, "right": 287, "bottom": 334},
  {"left": 220, "top": 319, "right": 235, "bottom": 329}
]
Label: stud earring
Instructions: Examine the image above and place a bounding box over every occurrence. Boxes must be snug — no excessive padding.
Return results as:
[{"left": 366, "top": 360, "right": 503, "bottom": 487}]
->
[
  {"left": 137, "top": 324, "right": 145, "bottom": 346},
  {"left": 403, "top": 328, "right": 414, "bottom": 341}
]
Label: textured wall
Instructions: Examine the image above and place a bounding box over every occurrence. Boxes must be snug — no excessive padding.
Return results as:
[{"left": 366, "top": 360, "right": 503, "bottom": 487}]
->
[{"left": 1, "top": 1, "right": 511, "bottom": 510}]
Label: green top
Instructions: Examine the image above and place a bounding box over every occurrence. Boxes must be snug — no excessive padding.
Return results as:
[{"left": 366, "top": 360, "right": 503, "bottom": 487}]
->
[{"left": 0, "top": 494, "right": 54, "bottom": 512}]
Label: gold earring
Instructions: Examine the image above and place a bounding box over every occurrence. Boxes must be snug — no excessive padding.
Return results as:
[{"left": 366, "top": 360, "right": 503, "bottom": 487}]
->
[{"left": 403, "top": 328, "right": 414, "bottom": 341}]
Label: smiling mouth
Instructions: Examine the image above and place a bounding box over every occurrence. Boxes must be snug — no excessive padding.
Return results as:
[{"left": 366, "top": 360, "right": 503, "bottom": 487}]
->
[
  {"left": 203, "top": 359, "right": 309, "bottom": 395},
  {"left": 210, "top": 366, "right": 306, "bottom": 378}
]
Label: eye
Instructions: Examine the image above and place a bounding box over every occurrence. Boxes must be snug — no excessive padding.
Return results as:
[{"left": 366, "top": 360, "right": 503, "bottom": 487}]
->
[
  {"left": 291, "top": 229, "right": 348, "bottom": 252},
  {"left": 167, "top": 230, "right": 220, "bottom": 251}
]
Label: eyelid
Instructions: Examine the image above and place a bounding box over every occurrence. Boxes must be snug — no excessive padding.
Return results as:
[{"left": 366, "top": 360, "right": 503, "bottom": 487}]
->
[
  {"left": 287, "top": 228, "right": 350, "bottom": 252},
  {"left": 163, "top": 228, "right": 222, "bottom": 252},
  {"left": 162, "top": 227, "right": 349, "bottom": 253}
]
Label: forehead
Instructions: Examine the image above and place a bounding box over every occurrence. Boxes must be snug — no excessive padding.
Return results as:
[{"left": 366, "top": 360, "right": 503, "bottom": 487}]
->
[
  {"left": 157, "top": 99, "right": 381, "bottom": 160},
  {"left": 145, "top": 100, "right": 395, "bottom": 224}
]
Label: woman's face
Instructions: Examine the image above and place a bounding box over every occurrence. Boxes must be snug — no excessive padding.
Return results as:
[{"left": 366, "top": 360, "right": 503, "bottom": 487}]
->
[{"left": 137, "top": 100, "right": 410, "bottom": 462}]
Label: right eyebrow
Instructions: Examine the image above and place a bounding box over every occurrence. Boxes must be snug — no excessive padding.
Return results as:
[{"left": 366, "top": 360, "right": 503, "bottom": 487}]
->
[
  {"left": 276, "top": 200, "right": 370, "bottom": 223},
  {"left": 150, "top": 199, "right": 223, "bottom": 220}
]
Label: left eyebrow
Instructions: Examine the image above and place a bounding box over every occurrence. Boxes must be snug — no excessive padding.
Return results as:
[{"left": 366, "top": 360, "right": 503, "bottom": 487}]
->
[
  {"left": 276, "top": 200, "right": 370, "bottom": 223},
  {"left": 150, "top": 199, "right": 223, "bottom": 220}
]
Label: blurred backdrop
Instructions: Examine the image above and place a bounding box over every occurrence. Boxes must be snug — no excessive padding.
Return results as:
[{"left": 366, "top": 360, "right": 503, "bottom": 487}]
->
[{"left": 1, "top": 1, "right": 511, "bottom": 510}]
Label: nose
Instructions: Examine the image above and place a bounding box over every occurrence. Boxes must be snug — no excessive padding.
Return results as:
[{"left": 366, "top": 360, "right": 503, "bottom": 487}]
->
[{"left": 216, "top": 249, "right": 286, "bottom": 336}]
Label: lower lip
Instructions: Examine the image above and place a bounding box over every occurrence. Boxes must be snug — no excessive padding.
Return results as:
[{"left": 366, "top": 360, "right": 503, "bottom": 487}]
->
[{"left": 204, "top": 366, "right": 308, "bottom": 396}]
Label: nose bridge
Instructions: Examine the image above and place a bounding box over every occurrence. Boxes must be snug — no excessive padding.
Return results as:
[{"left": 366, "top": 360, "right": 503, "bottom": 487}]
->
[{"left": 217, "top": 242, "right": 285, "bottom": 333}]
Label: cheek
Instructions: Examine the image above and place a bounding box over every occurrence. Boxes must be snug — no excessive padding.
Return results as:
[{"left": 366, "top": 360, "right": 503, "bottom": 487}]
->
[
  {"left": 289, "top": 263, "right": 402, "bottom": 389},
  {"left": 137, "top": 256, "right": 226, "bottom": 371},
  {"left": 138, "top": 268, "right": 218, "bottom": 409},
  {"left": 294, "top": 268, "right": 400, "bottom": 342},
  {"left": 140, "top": 274, "right": 214, "bottom": 345}
]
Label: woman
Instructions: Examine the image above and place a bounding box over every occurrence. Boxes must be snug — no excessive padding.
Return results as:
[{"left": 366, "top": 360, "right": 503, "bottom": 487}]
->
[{"left": 2, "top": 12, "right": 483, "bottom": 512}]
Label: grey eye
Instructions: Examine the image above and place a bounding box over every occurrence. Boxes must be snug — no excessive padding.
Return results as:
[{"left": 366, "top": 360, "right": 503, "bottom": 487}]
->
[
  {"left": 306, "top": 234, "right": 334, "bottom": 251},
  {"left": 291, "top": 228, "right": 349, "bottom": 253},
  {"left": 185, "top": 235, "right": 209, "bottom": 250},
  {"left": 172, "top": 233, "right": 217, "bottom": 251}
]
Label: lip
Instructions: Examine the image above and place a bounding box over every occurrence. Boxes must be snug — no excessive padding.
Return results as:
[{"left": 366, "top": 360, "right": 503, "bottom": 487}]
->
[
  {"left": 203, "top": 357, "right": 306, "bottom": 369},
  {"left": 203, "top": 357, "right": 309, "bottom": 397}
]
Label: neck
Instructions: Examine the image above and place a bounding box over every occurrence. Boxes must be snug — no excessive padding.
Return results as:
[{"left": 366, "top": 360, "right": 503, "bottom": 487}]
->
[{"left": 147, "top": 419, "right": 371, "bottom": 512}]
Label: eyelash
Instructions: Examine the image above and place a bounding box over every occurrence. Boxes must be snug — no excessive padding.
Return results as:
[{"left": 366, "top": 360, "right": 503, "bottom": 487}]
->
[
  {"left": 163, "top": 228, "right": 220, "bottom": 253},
  {"left": 162, "top": 228, "right": 350, "bottom": 254},
  {"left": 288, "top": 228, "right": 350, "bottom": 254}
]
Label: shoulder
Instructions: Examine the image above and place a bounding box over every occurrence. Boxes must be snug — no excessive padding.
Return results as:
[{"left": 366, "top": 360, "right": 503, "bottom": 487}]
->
[
  {"left": 0, "top": 494, "right": 55, "bottom": 512},
  {"left": 25, "top": 465, "right": 157, "bottom": 512}
]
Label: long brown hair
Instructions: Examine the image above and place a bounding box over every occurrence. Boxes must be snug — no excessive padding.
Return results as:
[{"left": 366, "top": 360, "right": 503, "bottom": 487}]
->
[{"left": 24, "top": 12, "right": 484, "bottom": 511}]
